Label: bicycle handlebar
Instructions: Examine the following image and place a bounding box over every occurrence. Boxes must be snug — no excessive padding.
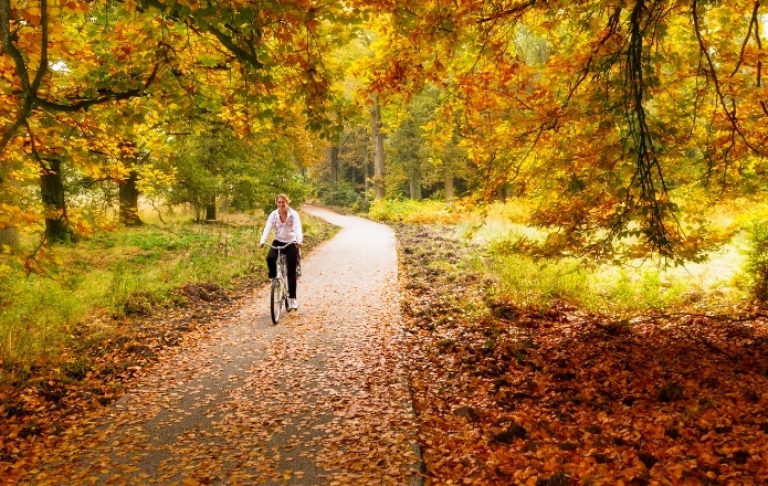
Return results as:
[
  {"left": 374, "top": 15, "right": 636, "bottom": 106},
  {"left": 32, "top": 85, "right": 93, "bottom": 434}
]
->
[{"left": 264, "top": 241, "right": 298, "bottom": 250}]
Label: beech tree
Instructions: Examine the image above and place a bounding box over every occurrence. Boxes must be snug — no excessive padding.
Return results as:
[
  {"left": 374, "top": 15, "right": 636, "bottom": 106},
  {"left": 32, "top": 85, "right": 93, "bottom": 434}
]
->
[
  {"left": 353, "top": 0, "right": 768, "bottom": 261},
  {"left": 1, "top": 0, "right": 345, "bottom": 245}
]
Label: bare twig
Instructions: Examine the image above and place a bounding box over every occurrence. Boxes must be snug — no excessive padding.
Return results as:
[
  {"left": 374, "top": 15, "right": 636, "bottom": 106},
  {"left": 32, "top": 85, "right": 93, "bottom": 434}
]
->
[{"left": 730, "top": 0, "right": 761, "bottom": 77}]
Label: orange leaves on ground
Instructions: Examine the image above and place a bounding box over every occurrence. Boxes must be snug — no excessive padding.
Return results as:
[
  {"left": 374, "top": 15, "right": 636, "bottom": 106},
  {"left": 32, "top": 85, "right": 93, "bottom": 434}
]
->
[
  {"left": 0, "top": 283, "right": 242, "bottom": 482},
  {"left": 397, "top": 224, "right": 768, "bottom": 485}
]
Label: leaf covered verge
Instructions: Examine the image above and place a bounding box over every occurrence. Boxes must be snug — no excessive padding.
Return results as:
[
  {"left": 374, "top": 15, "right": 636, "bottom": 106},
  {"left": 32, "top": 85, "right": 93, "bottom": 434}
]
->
[{"left": 395, "top": 223, "right": 768, "bottom": 485}]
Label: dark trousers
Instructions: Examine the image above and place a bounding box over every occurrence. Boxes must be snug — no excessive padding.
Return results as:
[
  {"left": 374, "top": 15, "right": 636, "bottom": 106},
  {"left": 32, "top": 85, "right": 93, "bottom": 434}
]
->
[{"left": 266, "top": 240, "right": 299, "bottom": 298}]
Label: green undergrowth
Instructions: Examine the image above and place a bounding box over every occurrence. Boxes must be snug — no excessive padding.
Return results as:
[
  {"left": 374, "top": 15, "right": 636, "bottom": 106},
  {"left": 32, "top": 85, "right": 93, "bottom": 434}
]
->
[
  {"left": 0, "top": 210, "right": 336, "bottom": 377},
  {"left": 474, "top": 253, "right": 697, "bottom": 314},
  {"left": 381, "top": 198, "right": 762, "bottom": 315},
  {"left": 369, "top": 198, "right": 467, "bottom": 224}
]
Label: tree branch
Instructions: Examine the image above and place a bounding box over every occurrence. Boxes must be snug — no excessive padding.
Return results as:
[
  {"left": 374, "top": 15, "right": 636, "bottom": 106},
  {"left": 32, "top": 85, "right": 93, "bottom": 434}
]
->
[
  {"left": 619, "top": 0, "right": 681, "bottom": 257},
  {"left": 692, "top": 0, "right": 762, "bottom": 155},
  {"left": 751, "top": 1, "right": 768, "bottom": 117},
  {"left": 36, "top": 62, "right": 160, "bottom": 112},
  {"left": 0, "top": 0, "right": 39, "bottom": 153},
  {"left": 477, "top": 0, "right": 539, "bottom": 24},
  {"left": 1, "top": 1, "right": 162, "bottom": 157},
  {"left": 141, "top": 0, "right": 264, "bottom": 69},
  {"left": 730, "top": 0, "right": 760, "bottom": 77},
  {"left": 31, "top": 0, "right": 49, "bottom": 91}
]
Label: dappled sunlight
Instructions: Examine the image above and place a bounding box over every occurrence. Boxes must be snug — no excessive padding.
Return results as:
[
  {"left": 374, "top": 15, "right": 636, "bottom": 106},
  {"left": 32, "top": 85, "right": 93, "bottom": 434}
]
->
[
  {"left": 450, "top": 199, "right": 756, "bottom": 312},
  {"left": 665, "top": 239, "right": 747, "bottom": 298}
]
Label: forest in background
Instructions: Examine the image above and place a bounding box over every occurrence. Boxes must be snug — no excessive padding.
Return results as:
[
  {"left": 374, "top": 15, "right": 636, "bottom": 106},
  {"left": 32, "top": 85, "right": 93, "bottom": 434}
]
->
[{"left": 2, "top": 0, "right": 767, "bottom": 260}]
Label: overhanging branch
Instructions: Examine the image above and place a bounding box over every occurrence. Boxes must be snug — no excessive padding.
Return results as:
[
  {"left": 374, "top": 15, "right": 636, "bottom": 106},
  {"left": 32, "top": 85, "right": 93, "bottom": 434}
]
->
[
  {"left": 36, "top": 63, "right": 160, "bottom": 112},
  {"left": 141, "top": 0, "right": 264, "bottom": 70},
  {"left": 730, "top": 0, "right": 761, "bottom": 77},
  {"left": 692, "top": 0, "right": 762, "bottom": 155},
  {"left": 477, "top": 0, "right": 539, "bottom": 24},
  {"left": 1, "top": 0, "right": 162, "bottom": 157},
  {"left": 621, "top": 0, "right": 677, "bottom": 256}
]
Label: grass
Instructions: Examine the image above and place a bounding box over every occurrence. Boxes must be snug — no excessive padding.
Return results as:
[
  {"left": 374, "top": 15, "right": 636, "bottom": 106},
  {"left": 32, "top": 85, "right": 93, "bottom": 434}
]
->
[
  {"left": 484, "top": 233, "right": 751, "bottom": 314},
  {"left": 374, "top": 198, "right": 759, "bottom": 315},
  {"left": 0, "top": 208, "right": 336, "bottom": 376},
  {"left": 369, "top": 198, "right": 466, "bottom": 224}
]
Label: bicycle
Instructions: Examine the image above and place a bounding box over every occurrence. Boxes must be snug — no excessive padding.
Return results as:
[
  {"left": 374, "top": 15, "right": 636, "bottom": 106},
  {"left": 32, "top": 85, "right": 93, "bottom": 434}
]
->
[{"left": 266, "top": 242, "right": 295, "bottom": 324}]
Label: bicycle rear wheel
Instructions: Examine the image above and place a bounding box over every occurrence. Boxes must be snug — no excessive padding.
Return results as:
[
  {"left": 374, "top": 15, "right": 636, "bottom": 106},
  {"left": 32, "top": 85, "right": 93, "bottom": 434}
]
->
[{"left": 270, "top": 279, "right": 283, "bottom": 324}]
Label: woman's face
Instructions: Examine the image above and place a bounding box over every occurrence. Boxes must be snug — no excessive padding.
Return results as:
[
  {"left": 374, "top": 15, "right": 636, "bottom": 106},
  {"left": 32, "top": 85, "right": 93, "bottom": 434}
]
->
[{"left": 276, "top": 197, "right": 288, "bottom": 209}]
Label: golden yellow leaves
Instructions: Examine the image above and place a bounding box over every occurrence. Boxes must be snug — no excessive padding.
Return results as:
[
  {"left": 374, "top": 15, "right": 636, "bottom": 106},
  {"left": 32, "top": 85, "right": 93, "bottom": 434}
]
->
[
  {"left": 61, "top": 0, "right": 89, "bottom": 12},
  {"left": 0, "top": 203, "right": 41, "bottom": 233},
  {"left": 136, "top": 166, "right": 176, "bottom": 194},
  {"left": 17, "top": 6, "right": 41, "bottom": 26}
]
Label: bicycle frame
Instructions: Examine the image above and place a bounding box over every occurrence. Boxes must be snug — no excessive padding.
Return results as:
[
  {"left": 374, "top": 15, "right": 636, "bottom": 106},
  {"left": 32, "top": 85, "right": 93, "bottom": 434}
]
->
[{"left": 266, "top": 242, "right": 295, "bottom": 324}]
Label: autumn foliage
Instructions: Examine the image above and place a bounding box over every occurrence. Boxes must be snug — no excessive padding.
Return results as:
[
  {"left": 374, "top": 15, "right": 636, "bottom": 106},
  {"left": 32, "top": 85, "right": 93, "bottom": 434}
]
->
[
  {"left": 397, "top": 224, "right": 768, "bottom": 485},
  {"left": 4, "top": 1, "right": 768, "bottom": 483},
  {"left": 3, "top": 0, "right": 768, "bottom": 262},
  {"left": 355, "top": 0, "right": 768, "bottom": 261},
  {"left": 1, "top": 0, "right": 344, "bottom": 249}
]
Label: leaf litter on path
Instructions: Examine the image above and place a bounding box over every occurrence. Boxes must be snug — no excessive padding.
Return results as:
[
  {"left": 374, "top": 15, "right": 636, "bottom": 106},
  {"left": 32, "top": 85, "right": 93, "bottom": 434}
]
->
[{"left": 1, "top": 207, "right": 422, "bottom": 485}]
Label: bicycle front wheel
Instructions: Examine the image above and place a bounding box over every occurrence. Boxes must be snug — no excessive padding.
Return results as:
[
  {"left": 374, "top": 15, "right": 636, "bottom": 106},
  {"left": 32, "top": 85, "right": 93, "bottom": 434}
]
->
[
  {"left": 284, "top": 285, "right": 291, "bottom": 312},
  {"left": 270, "top": 279, "right": 283, "bottom": 324}
]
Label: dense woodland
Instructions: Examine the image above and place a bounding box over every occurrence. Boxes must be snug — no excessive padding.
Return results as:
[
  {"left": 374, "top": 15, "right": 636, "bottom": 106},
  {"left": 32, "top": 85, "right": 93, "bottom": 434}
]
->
[{"left": 1, "top": 0, "right": 766, "bottom": 263}]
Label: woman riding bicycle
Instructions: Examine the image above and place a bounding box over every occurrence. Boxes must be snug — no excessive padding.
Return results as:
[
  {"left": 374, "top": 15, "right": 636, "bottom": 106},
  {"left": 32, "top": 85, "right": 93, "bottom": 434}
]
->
[{"left": 259, "top": 193, "right": 303, "bottom": 311}]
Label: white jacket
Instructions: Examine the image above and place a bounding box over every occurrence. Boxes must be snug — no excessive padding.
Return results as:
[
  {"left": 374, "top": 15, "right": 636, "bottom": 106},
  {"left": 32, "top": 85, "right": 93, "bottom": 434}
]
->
[{"left": 260, "top": 208, "right": 303, "bottom": 245}]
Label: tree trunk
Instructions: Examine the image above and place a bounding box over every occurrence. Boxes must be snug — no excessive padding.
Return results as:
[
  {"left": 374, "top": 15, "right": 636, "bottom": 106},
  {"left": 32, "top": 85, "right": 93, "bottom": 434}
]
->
[
  {"left": 119, "top": 170, "right": 143, "bottom": 226},
  {"left": 40, "top": 158, "right": 73, "bottom": 242},
  {"left": 206, "top": 197, "right": 216, "bottom": 221},
  {"left": 371, "top": 94, "right": 386, "bottom": 199},
  {"left": 444, "top": 168, "right": 454, "bottom": 201},
  {"left": 504, "top": 183, "right": 515, "bottom": 200},
  {"left": 329, "top": 145, "right": 339, "bottom": 202},
  {"left": 495, "top": 183, "right": 515, "bottom": 202},
  {"left": 0, "top": 227, "right": 19, "bottom": 250},
  {"left": 409, "top": 168, "right": 422, "bottom": 200}
]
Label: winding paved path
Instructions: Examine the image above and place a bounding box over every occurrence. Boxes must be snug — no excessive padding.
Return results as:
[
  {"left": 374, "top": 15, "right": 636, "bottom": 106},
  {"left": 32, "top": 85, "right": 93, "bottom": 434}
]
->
[{"left": 19, "top": 206, "right": 421, "bottom": 485}]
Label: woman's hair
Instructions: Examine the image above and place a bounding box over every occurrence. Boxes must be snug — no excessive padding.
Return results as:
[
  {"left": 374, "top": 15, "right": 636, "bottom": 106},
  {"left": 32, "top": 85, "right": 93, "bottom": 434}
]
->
[{"left": 275, "top": 193, "right": 291, "bottom": 205}]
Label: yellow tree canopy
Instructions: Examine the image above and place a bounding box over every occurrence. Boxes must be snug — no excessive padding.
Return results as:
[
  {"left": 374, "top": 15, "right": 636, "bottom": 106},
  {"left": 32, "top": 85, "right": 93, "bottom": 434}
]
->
[
  {"left": 352, "top": 0, "right": 768, "bottom": 261},
  {"left": 1, "top": 0, "right": 349, "bottom": 235}
]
